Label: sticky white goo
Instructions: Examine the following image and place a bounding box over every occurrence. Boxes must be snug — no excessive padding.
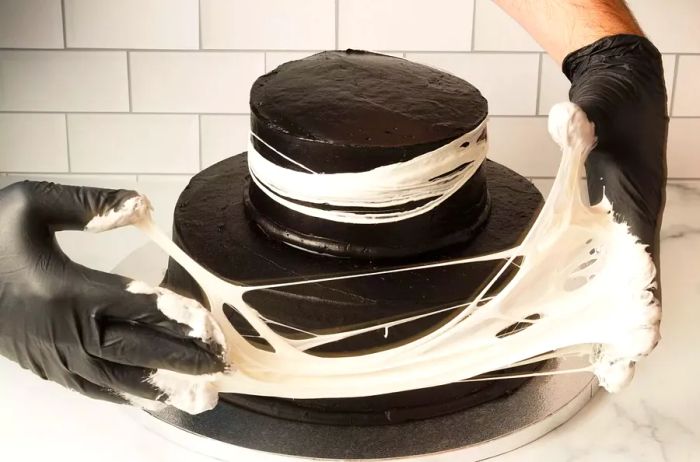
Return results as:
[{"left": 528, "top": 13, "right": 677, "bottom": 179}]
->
[
  {"left": 125, "top": 281, "right": 226, "bottom": 414},
  {"left": 248, "top": 118, "right": 488, "bottom": 224},
  {"left": 84, "top": 195, "right": 153, "bottom": 233},
  {"left": 129, "top": 103, "right": 660, "bottom": 403}
]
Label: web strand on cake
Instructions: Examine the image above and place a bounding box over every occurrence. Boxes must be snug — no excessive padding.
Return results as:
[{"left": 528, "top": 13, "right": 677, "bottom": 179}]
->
[
  {"left": 247, "top": 118, "right": 489, "bottom": 224},
  {"left": 132, "top": 103, "right": 660, "bottom": 405}
]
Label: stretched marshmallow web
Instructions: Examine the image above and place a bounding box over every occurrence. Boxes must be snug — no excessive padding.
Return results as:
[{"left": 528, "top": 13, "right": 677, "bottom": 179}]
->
[
  {"left": 248, "top": 118, "right": 488, "bottom": 224},
  {"left": 134, "top": 103, "right": 660, "bottom": 399}
]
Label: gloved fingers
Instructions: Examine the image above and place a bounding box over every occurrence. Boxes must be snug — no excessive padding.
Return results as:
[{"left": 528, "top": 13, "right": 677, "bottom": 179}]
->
[
  {"left": 92, "top": 287, "right": 194, "bottom": 339},
  {"left": 5, "top": 180, "right": 151, "bottom": 233},
  {"left": 99, "top": 281, "right": 227, "bottom": 357},
  {"left": 60, "top": 372, "right": 129, "bottom": 405},
  {"left": 72, "top": 358, "right": 165, "bottom": 402},
  {"left": 90, "top": 321, "right": 226, "bottom": 375}
]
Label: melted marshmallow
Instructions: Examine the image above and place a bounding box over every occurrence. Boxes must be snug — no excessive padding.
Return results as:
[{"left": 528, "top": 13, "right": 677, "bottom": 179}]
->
[
  {"left": 85, "top": 195, "right": 153, "bottom": 232},
  {"left": 129, "top": 103, "right": 659, "bottom": 403},
  {"left": 247, "top": 119, "right": 488, "bottom": 224}
]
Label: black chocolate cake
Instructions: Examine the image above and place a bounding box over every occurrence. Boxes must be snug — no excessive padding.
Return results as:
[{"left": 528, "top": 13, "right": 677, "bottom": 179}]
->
[{"left": 163, "top": 50, "right": 543, "bottom": 426}]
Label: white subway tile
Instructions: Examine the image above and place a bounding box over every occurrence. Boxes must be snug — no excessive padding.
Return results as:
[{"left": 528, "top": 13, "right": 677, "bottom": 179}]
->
[
  {"left": 628, "top": 0, "right": 700, "bottom": 53},
  {"left": 0, "top": 0, "right": 64, "bottom": 48},
  {"left": 473, "top": 0, "right": 540, "bottom": 51},
  {"left": 0, "top": 51, "right": 128, "bottom": 112},
  {"left": 538, "top": 55, "right": 570, "bottom": 116},
  {"left": 538, "top": 54, "right": 677, "bottom": 115},
  {"left": 0, "top": 114, "right": 68, "bottom": 172},
  {"left": 530, "top": 178, "right": 554, "bottom": 197},
  {"left": 487, "top": 117, "right": 561, "bottom": 177},
  {"left": 407, "top": 53, "right": 539, "bottom": 115},
  {"left": 265, "top": 51, "right": 319, "bottom": 72},
  {"left": 130, "top": 52, "right": 264, "bottom": 113},
  {"left": 672, "top": 56, "right": 700, "bottom": 117},
  {"left": 136, "top": 175, "right": 191, "bottom": 232},
  {"left": 339, "top": 0, "right": 474, "bottom": 51},
  {"left": 202, "top": 0, "right": 334, "bottom": 50},
  {"left": 68, "top": 114, "right": 199, "bottom": 173},
  {"left": 64, "top": 0, "right": 198, "bottom": 49},
  {"left": 201, "top": 115, "right": 249, "bottom": 169},
  {"left": 662, "top": 55, "right": 678, "bottom": 112},
  {"left": 4, "top": 173, "right": 143, "bottom": 272},
  {"left": 667, "top": 118, "right": 700, "bottom": 178}
]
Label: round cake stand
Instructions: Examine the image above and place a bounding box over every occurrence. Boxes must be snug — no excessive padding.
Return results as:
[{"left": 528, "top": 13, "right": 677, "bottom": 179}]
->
[{"left": 115, "top": 243, "right": 598, "bottom": 461}]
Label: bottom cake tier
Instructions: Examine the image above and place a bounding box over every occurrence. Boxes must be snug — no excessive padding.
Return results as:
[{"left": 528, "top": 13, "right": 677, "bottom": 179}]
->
[{"left": 162, "top": 153, "right": 545, "bottom": 425}]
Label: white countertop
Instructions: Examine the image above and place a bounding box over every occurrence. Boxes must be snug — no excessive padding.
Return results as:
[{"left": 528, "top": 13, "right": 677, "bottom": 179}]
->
[{"left": 1, "top": 180, "right": 699, "bottom": 462}]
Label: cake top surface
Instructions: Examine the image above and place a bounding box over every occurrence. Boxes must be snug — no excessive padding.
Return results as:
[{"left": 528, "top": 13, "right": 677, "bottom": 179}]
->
[{"left": 250, "top": 50, "right": 488, "bottom": 149}]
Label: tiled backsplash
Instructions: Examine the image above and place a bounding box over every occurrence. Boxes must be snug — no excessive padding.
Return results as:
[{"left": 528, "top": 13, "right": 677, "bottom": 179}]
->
[{"left": 0, "top": 0, "right": 698, "bottom": 269}]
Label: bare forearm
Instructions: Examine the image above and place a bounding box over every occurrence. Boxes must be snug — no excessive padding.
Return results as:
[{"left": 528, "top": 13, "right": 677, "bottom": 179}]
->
[{"left": 493, "top": 0, "right": 643, "bottom": 64}]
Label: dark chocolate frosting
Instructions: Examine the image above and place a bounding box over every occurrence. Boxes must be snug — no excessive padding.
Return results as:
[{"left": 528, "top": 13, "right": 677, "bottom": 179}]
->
[
  {"left": 246, "top": 50, "right": 492, "bottom": 258},
  {"left": 163, "top": 154, "right": 545, "bottom": 425}
]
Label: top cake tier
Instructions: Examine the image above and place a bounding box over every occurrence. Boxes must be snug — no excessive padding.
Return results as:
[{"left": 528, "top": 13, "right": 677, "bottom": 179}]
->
[
  {"left": 250, "top": 50, "right": 488, "bottom": 173},
  {"left": 245, "top": 50, "right": 492, "bottom": 259}
]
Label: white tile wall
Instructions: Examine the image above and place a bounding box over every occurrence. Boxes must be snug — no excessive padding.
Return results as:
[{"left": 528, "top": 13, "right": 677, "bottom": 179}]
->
[
  {"left": 202, "top": 0, "right": 335, "bottom": 50},
  {"left": 0, "top": 51, "right": 128, "bottom": 111},
  {"left": 129, "top": 52, "right": 264, "bottom": 113},
  {"left": 200, "top": 115, "right": 249, "bottom": 168},
  {"left": 0, "top": 0, "right": 64, "bottom": 49},
  {"left": 627, "top": 0, "right": 700, "bottom": 53},
  {"left": 265, "top": 51, "right": 320, "bottom": 72},
  {"left": 67, "top": 114, "right": 199, "bottom": 173},
  {"left": 64, "top": 0, "right": 199, "bottom": 50},
  {"left": 0, "top": 114, "right": 68, "bottom": 172},
  {"left": 487, "top": 117, "right": 561, "bottom": 177},
  {"left": 672, "top": 56, "right": 700, "bottom": 117},
  {"left": 407, "top": 52, "right": 539, "bottom": 115},
  {"left": 339, "top": 0, "right": 474, "bottom": 51},
  {"left": 0, "top": 0, "right": 697, "bottom": 228},
  {"left": 668, "top": 119, "right": 700, "bottom": 178},
  {"left": 472, "top": 0, "right": 540, "bottom": 51}
]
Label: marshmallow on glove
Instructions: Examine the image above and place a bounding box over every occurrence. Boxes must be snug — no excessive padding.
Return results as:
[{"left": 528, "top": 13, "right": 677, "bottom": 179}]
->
[{"left": 0, "top": 181, "right": 227, "bottom": 414}]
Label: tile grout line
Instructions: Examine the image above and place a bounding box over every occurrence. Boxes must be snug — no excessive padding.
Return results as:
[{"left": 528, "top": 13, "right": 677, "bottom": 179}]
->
[
  {"left": 60, "top": 0, "right": 67, "bottom": 48},
  {"left": 64, "top": 113, "right": 71, "bottom": 172},
  {"left": 198, "top": 114, "right": 203, "bottom": 171},
  {"left": 2, "top": 110, "right": 699, "bottom": 119},
  {"left": 5, "top": 171, "right": 699, "bottom": 181},
  {"left": 0, "top": 111, "right": 252, "bottom": 116},
  {"left": 535, "top": 53, "right": 543, "bottom": 115},
  {"left": 126, "top": 52, "right": 133, "bottom": 112},
  {"left": 3, "top": 47, "right": 700, "bottom": 56},
  {"left": 669, "top": 54, "right": 681, "bottom": 116},
  {"left": 5, "top": 172, "right": 199, "bottom": 177},
  {"left": 470, "top": 0, "right": 478, "bottom": 51},
  {"left": 334, "top": 0, "right": 340, "bottom": 49},
  {"left": 198, "top": 0, "right": 203, "bottom": 50}
]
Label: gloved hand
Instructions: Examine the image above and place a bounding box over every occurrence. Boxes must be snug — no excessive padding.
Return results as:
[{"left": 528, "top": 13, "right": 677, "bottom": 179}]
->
[
  {"left": 0, "top": 181, "right": 226, "bottom": 414},
  {"left": 564, "top": 34, "right": 668, "bottom": 272}
]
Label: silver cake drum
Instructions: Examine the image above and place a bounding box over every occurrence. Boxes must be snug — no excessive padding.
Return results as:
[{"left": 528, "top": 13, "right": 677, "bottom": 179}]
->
[{"left": 115, "top": 232, "right": 598, "bottom": 461}]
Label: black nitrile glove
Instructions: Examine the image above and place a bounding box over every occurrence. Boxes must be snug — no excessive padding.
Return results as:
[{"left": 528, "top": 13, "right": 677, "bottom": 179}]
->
[
  {"left": 0, "top": 181, "right": 226, "bottom": 413},
  {"left": 564, "top": 34, "right": 668, "bottom": 272}
]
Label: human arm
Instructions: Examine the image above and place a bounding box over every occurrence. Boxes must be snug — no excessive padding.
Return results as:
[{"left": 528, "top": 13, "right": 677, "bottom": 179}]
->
[
  {"left": 493, "top": 0, "right": 643, "bottom": 64},
  {"left": 494, "top": 0, "right": 667, "bottom": 270}
]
